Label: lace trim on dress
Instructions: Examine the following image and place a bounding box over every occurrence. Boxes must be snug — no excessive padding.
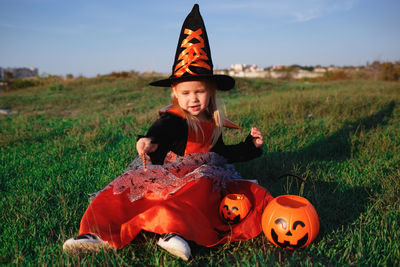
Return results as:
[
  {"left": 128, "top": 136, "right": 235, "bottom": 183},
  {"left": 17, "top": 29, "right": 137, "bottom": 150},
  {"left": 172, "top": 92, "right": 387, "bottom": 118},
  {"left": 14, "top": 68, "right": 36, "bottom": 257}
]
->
[{"left": 92, "top": 152, "right": 242, "bottom": 202}]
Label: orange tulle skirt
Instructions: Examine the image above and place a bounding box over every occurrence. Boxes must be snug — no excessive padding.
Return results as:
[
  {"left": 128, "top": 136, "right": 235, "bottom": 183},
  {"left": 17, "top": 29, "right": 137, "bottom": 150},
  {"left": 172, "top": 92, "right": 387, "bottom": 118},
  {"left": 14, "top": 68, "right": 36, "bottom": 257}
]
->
[{"left": 79, "top": 177, "right": 273, "bottom": 248}]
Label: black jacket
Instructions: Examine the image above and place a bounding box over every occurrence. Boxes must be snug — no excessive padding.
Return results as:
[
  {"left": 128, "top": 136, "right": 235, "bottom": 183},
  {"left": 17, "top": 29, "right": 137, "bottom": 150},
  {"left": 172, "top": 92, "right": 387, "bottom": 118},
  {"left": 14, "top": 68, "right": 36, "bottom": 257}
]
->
[{"left": 140, "top": 113, "right": 262, "bottom": 165}]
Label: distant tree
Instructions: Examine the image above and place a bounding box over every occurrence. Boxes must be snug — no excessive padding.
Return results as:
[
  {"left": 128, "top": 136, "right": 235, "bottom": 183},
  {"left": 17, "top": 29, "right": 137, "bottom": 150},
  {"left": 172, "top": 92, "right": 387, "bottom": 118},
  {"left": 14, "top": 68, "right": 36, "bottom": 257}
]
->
[
  {"left": 380, "top": 62, "right": 400, "bottom": 81},
  {"left": 4, "top": 71, "right": 13, "bottom": 81},
  {"left": 322, "top": 70, "right": 349, "bottom": 81},
  {"left": 299, "top": 66, "right": 314, "bottom": 71},
  {"left": 290, "top": 64, "right": 301, "bottom": 70},
  {"left": 371, "top": 60, "right": 381, "bottom": 69}
]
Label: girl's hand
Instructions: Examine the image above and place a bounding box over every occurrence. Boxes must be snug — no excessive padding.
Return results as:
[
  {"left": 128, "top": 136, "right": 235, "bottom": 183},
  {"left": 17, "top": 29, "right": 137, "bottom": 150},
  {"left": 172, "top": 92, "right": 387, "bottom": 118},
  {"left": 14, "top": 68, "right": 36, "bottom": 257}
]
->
[
  {"left": 250, "top": 127, "right": 263, "bottom": 148},
  {"left": 136, "top": 138, "right": 158, "bottom": 156}
]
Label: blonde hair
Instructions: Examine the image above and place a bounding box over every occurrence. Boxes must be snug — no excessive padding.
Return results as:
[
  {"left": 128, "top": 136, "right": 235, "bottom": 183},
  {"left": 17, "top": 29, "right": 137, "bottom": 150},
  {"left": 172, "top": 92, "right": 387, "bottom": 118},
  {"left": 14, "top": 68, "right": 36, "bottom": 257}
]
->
[{"left": 171, "top": 79, "right": 224, "bottom": 148}]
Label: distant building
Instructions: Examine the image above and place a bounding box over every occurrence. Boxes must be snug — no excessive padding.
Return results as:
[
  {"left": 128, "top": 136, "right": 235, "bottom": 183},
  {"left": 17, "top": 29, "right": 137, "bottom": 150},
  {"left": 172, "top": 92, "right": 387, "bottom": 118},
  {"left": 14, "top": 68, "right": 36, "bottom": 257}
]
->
[
  {"left": 272, "top": 65, "right": 284, "bottom": 70},
  {"left": 314, "top": 67, "right": 327, "bottom": 73},
  {"left": 1, "top": 67, "right": 39, "bottom": 79},
  {"left": 216, "top": 64, "right": 328, "bottom": 79},
  {"left": 225, "top": 64, "right": 264, "bottom": 77},
  {"left": 327, "top": 67, "right": 339, "bottom": 72},
  {"left": 292, "top": 69, "right": 325, "bottom": 79},
  {"left": 230, "top": 64, "right": 245, "bottom": 72},
  {"left": 230, "top": 64, "right": 259, "bottom": 73}
]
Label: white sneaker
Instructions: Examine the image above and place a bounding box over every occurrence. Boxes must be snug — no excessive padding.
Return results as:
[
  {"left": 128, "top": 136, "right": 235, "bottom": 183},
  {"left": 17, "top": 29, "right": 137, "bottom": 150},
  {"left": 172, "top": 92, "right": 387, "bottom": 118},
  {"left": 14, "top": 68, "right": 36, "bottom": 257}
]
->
[
  {"left": 63, "top": 234, "right": 113, "bottom": 254},
  {"left": 157, "top": 233, "right": 191, "bottom": 261}
]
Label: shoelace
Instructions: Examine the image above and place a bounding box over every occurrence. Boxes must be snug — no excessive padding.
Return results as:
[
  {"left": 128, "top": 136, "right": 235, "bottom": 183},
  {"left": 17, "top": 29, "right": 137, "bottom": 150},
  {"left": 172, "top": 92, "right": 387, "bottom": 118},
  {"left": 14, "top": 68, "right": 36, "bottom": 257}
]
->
[
  {"left": 162, "top": 233, "right": 177, "bottom": 241},
  {"left": 75, "top": 234, "right": 98, "bottom": 240}
]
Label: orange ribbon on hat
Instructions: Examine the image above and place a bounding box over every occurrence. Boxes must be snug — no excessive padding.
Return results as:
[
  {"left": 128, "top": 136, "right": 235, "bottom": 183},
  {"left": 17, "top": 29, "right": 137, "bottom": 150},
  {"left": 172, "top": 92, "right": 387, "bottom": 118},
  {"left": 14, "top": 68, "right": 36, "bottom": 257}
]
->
[{"left": 174, "top": 29, "right": 211, "bottom": 77}]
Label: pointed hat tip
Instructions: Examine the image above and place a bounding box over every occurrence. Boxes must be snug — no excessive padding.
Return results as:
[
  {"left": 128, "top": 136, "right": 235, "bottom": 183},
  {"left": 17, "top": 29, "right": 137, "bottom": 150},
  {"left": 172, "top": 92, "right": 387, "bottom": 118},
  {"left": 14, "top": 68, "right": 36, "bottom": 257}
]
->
[{"left": 192, "top": 4, "right": 199, "bottom": 11}]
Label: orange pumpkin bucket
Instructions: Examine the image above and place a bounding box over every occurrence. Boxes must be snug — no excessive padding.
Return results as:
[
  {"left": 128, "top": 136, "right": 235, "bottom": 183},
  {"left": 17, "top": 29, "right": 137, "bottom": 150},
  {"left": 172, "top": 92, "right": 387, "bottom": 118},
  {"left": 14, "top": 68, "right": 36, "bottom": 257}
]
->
[
  {"left": 219, "top": 194, "right": 252, "bottom": 224},
  {"left": 261, "top": 195, "right": 319, "bottom": 249}
]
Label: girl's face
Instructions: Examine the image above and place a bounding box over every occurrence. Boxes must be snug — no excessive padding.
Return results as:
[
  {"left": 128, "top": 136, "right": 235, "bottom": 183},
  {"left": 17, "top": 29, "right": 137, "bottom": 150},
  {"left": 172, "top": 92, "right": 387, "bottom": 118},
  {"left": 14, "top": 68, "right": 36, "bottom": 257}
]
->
[{"left": 172, "top": 80, "right": 211, "bottom": 120}]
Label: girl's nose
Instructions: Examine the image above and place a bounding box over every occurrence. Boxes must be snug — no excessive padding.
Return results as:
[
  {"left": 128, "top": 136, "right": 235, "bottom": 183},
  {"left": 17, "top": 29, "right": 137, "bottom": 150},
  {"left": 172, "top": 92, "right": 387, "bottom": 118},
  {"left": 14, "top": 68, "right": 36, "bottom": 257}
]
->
[{"left": 190, "top": 94, "right": 198, "bottom": 102}]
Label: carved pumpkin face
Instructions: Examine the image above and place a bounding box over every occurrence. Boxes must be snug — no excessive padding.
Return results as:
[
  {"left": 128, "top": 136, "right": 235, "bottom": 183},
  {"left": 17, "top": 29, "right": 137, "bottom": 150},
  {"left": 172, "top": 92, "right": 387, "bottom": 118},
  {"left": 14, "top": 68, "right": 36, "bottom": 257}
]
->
[
  {"left": 261, "top": 195, "right": 319, "bottom": 249},
  {"left": 219, "top": 194, "right": 252, "bottom": 224}
]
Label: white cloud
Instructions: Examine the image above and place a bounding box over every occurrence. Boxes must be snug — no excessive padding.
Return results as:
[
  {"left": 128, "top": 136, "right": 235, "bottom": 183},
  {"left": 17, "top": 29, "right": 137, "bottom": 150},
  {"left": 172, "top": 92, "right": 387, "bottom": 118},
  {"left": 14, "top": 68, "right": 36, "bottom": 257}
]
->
[
  {"left": 0, "top": 22, "right": 19, "bottom": 29},
  {"left": 212, "top": 0, "right": 360, "bottom": 22}
]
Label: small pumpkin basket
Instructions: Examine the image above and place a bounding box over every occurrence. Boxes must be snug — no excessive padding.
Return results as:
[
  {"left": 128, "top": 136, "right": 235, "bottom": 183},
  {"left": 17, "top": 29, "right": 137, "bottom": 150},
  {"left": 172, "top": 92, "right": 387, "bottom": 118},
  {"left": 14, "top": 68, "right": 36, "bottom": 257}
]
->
[
  {"left": 261, "top": 194, "right": 319, "bottom": 249},
  {"left": 219, "top": 193, "right": 252, "bottom": 224}
]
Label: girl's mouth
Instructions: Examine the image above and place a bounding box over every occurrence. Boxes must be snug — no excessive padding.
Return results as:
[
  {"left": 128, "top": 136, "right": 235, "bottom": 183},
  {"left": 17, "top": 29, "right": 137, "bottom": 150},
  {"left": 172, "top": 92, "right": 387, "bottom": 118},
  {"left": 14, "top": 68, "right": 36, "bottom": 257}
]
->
[{"left": 189, "top": 105, "right": 201, "bottom": 111}]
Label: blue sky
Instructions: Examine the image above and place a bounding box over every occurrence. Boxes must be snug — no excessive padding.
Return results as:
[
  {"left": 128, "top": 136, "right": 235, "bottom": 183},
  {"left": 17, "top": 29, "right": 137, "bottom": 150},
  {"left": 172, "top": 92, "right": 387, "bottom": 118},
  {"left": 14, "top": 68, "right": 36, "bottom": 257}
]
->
[{"left": 1, "top": 0, "right": 399, "bottom": 77}]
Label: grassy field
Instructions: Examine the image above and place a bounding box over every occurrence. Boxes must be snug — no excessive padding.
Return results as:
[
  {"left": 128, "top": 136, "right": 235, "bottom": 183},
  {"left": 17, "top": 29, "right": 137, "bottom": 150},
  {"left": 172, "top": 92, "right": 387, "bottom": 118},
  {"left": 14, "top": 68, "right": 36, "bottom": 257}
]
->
[{"left": 1, "top": 76, "right": 399, "bottom": 266}]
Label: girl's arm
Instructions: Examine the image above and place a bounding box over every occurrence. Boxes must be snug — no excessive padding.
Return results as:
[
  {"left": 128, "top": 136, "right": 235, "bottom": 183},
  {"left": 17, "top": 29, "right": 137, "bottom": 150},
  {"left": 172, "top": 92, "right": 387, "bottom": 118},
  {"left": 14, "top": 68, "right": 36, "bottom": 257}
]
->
[
  {"left": 136, "top": 137, "right": 158, "bottom": 155},
  {"left": 250, "top": 127, "right": 264, "bottom": 148},
  {"left": 211, "top": 127, "right": 263, "bottom": 163},
  {"left": 136, "top": 114, "right": 187, "bottom": 164}
]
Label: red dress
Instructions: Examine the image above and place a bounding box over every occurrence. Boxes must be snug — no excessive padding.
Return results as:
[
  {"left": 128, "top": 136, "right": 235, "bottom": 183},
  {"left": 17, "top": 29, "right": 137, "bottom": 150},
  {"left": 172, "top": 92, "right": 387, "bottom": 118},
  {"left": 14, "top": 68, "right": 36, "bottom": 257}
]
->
[{"left": 79, "top": 121, "right": 273, "bottom": 248}]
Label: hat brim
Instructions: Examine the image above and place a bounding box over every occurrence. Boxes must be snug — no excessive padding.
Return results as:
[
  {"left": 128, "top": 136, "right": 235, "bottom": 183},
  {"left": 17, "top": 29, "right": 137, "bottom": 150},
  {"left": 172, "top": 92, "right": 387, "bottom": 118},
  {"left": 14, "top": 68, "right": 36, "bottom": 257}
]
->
[{"left": 149, "top": 74, "right": 235, "bottom": 91}]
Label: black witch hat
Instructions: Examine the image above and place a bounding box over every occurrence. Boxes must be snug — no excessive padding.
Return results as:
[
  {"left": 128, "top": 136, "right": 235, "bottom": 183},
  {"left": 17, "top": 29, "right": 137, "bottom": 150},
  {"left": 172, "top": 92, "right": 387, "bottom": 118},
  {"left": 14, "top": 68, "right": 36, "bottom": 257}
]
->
[{"left": 150, "top": 4, "right": 235, "bottom": 91}]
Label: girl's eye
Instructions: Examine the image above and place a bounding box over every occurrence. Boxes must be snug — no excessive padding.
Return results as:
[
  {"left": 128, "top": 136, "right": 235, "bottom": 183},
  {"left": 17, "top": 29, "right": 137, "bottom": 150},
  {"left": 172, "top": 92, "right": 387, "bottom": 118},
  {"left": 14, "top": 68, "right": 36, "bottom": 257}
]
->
[{"left": 182, "top": 91, "right": 189, "bottom": 95}]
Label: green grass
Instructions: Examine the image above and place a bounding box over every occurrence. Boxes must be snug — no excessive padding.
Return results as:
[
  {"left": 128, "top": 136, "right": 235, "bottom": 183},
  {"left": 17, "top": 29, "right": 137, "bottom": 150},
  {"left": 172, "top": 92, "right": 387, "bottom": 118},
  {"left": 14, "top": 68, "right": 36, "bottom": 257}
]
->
[{"left": 1, "top": 77, "right": 399, "bottom": 265}]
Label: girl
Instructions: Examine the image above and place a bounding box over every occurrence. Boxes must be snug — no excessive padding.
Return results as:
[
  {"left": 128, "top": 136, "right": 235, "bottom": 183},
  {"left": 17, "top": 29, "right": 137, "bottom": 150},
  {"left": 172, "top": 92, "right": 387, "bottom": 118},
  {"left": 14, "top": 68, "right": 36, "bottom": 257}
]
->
[{"left": 63, "top": 4, "right": 272, "bottom": 261}]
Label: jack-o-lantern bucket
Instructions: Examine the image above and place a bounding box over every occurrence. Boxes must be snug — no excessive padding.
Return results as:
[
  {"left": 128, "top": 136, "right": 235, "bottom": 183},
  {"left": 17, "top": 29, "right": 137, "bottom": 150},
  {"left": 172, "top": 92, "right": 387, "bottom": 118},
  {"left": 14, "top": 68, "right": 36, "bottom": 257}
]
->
[
  {"left": 261, "top": 195, "right": 319, "bottom": 249},
  {"left": 219, "top": 194, "right": 252, "bottom": 224}
]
